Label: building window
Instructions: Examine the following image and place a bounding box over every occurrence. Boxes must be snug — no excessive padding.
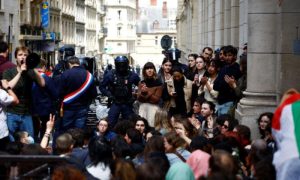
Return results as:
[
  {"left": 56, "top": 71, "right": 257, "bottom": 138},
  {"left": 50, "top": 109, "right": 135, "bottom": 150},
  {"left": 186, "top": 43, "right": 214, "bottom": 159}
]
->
[
  {"left": 137, "top": 39, "right": 141, "bottom": 46},
  {"left": 0, "top": 0, "right": 3, "bottom": 10},
  {"left": 9, "top": 14, "right": 13, "bottom": 34},
  {"left": 118, "top": 10, "right": 121, "bottom": 20},
  {"left": 153, "top": 20, "right": 159, "bottom": 30},
  {"left": 117, "top": 27, "right": 121, "bottom": 36}
]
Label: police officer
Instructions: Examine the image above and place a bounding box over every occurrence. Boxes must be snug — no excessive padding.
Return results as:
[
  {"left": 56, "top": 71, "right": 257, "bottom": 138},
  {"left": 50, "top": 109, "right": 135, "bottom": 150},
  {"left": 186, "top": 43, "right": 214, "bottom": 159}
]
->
[
  {"left": 52, "top": 46, "right": 75, "bottom": 79},
  {"left": 167, "top": 48, "right": 188, "bottom": 74},
  {"left": 99, "top": 56, "right": 140, "bottom": 128}
]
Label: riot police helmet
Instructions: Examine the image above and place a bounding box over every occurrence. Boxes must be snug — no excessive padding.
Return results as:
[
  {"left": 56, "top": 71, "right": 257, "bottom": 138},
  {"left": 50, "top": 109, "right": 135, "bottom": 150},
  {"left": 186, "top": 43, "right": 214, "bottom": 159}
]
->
[
  {"left": 114, "top": 56, "right": 129, "bottom": 75},
  {"left": 167, "top": 48, "right": 181, "bottom": 61},
  {"left": 115, "top": 56, "right": 129, "bottom": 63},
  {"left": 59, "top": 46, "right": 75, "bottom": 61}
]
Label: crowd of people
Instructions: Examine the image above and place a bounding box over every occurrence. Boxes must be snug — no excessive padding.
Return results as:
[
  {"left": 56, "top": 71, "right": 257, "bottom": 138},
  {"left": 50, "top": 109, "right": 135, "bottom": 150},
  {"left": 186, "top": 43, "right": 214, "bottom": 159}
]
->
[{"left": 0, "top": 40, "right": 297, "bottom": 180}]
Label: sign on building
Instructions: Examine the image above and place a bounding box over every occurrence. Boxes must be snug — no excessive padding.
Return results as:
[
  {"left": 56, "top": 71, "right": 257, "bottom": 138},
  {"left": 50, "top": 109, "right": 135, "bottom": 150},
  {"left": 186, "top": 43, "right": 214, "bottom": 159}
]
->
[{"left": 41, "top": 2, "right": 49, "bottom": 28}]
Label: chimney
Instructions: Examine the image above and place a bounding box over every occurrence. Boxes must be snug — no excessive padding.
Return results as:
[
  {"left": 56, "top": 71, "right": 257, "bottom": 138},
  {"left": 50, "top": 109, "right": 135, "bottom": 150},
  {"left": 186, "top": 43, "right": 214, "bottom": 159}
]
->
[
  {"left": 151, "top": 0, "right": 157, "bottom": 6},
  {"left": 162, "top": 1, "right": 168, "bottom": 18}
]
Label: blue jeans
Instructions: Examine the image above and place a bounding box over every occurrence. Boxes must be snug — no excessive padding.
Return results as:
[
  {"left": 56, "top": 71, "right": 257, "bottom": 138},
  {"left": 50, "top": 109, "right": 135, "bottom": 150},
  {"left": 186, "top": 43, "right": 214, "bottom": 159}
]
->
[
  {"left": 7, "top": 113, "right": 34, "bottom": 142},
  {"left": 52, "top": 108, "right": 88, "bottom": 151},
  {"left": 60, "top": 108, "right": 88, "bottom": 132},
  {"left": 217, "top": 101, "right": 234, "bottom": 116},
  {"left": 108, "top": 103, "right": 134, "bottom": 128}
]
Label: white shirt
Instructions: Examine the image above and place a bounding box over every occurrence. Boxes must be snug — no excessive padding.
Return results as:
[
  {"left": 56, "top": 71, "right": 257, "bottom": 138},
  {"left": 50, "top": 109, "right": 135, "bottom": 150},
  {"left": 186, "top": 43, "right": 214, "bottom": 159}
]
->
[
  {"left": 0, "top": 89, "right": 14, "bottom": 139},
  {"left": 86, "top": 162, "right": 111, "bottom": 180}
]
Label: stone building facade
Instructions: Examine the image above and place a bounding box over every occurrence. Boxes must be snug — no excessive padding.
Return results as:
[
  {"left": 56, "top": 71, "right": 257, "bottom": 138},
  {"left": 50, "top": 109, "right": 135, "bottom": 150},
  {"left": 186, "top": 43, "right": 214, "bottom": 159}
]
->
[
  {"left": 177, "top": 0, "right": 300, "bottom": 138},
  {"left": 134, "top": 0, "right": 177, "bottom": 68},
  {"left": 103, "top": 0, "right": 137, "bottom": 65},
  {"left": 0, "top": 0, "right": 19, "bottom": 61}
]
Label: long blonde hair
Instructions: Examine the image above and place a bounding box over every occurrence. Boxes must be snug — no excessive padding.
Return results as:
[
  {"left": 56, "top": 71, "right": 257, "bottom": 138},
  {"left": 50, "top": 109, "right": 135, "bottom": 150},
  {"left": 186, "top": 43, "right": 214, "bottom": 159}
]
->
[{"left": 154, "top": 108, "right": 172, "bottom": 132}]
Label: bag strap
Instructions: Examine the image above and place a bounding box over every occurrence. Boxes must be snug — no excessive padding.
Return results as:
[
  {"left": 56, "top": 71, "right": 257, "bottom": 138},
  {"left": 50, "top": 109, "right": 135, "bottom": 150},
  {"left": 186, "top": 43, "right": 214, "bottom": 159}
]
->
[{"left": 173, "top": 151, "right": 186, "bottom": 162}]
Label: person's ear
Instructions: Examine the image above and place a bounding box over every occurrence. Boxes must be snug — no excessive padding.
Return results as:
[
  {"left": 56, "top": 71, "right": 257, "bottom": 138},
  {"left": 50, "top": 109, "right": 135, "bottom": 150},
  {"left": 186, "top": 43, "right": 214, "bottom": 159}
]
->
[{"left": 69, "top": 144, "right": 74, "bottom": 150}]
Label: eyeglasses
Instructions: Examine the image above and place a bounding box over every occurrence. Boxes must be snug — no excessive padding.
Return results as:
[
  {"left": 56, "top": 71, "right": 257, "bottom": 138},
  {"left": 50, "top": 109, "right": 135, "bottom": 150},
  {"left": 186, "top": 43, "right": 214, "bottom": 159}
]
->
[
  {"left": 222, "top": 124, "right": 229, "bottom": 129},
  {"left": 188, "top": 60, "right": 194, "bottom": 62}
]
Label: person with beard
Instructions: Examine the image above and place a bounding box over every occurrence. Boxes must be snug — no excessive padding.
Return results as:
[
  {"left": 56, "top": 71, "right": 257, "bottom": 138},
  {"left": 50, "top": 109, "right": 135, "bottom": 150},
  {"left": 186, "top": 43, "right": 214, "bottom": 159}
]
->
[
  {"left": 99, "top": 56, "right": 140, "bottom": 128},
  {"left": 166, "top": 66, "right": 192, "bottom": 116},
  {"left": 213, "top": 45, "right": 242, "bottom": 116},
  {"left": 137, "top": 62, "right": 162, "bottom": 126}
]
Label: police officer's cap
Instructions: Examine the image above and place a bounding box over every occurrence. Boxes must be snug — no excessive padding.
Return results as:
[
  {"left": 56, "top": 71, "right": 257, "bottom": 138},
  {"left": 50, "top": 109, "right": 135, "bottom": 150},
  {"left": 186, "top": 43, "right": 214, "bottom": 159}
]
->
[
  {"left": 114, "top": 56, "right": 128, "bottom": 63},
  {"left": 59, "top": 46, "right": 75, "bottom": 56}
]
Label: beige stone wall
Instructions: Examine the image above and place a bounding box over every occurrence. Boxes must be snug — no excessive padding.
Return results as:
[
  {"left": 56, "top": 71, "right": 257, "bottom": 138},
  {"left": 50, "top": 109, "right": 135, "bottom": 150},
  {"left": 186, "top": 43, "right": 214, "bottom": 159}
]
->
[{"left": 177, "top": 0, "right": 300, "bottom": 139}]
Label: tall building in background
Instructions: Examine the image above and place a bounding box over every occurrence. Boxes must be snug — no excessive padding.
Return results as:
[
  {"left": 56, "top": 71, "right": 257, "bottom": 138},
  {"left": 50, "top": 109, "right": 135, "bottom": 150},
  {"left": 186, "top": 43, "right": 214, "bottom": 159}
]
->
[
  {"left": 75, "top": 0, "right": 86, "bottom": 55},
  {"left": 96, "top": 0, "right": 107, "bottom": 67},
  {"left": 61, "top": 0, "right": 76, "bottom": 47},
  {"left": 48, "top": 0, "right": 62, "bottom": 65},
  {"left": 103, "top": 0, "right": 136, "bottom": 65},
  {"left": 19, "top": 0, "right": 62, "bottom": 65},
  {"left": 0, "top": 0, "right": 19, "bottom": 62},
  {"left": 133, "top": 0, "right": 177, "bottom": 68},
  {"left": 0, "top": 0, "right": 107, "bottom": 67},
  {"left": 85, "top": 0, "right": 97, "bottom": 56}
]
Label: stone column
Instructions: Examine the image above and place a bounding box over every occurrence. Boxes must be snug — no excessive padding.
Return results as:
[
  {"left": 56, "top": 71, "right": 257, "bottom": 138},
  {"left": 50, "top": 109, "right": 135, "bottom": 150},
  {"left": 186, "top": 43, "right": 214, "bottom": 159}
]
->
[
  {"left": 278, "top": 0, "right": 300, "bottom": 94},
  {"left": 214, "top": 0, "right": 224, "bottom": 47},
  {"left": 25, "top": 0, "right": 31, "bottom": 24},
  {"left": 198, "top": 0, "right": 204, "bottom": 51},
  {"left": 192, "top": 1, "right": 199, "bottom": 52},
  {"left": 224, "top": 0, "right": 231, "bottom": 45},
  {"left": 203, "top": 0, "right": 208, "bottom": 47},
  {"left": 208, "top": 0, "right": 215, "bottom": 48},
  {"left": 236, "top": 0, "right": 281, "bottom": 139},
  {"left": 230, "top": 0, "right": 239, "bottom": 47}
]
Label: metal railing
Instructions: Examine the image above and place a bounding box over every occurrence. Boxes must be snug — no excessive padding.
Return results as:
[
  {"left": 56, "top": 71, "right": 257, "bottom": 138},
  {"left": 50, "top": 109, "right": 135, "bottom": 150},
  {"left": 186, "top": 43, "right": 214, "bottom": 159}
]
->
[{"left": 0, "top": 155, "right": 69, "bottom": 179}]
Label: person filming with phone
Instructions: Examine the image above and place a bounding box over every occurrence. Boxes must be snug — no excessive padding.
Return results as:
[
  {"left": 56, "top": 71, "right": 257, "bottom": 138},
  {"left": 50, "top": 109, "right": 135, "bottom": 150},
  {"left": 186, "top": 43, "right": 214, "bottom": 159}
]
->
[{"left": 165, "top": 66, "right": 192, "bottom": 117}]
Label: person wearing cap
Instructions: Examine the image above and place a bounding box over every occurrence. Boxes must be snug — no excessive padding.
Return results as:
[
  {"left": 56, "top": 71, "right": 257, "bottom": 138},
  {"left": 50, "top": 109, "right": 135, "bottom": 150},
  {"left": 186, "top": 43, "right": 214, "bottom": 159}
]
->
[
  {"left": 99, "top": 56, "right": 140, "bottom": 128},
  {"left": 52, "top": 46, "right": 75, "bottom": 79},
  {"left": 166, "top": 48, "right": 188, "bottom": 75},
  {"left": 3, "top": 46, "right": 45, "bottom": 141},
  {"left": 56, "top": 56, "right": 97, "bottom": 134}
]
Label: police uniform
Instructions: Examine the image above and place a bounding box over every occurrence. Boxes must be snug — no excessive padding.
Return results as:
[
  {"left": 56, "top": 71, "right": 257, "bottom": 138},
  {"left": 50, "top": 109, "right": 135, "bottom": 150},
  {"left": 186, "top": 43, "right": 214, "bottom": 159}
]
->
[{"left": 99, "top": 56, "right": 140, "bottom": 128}]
